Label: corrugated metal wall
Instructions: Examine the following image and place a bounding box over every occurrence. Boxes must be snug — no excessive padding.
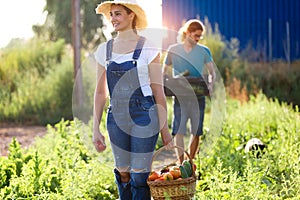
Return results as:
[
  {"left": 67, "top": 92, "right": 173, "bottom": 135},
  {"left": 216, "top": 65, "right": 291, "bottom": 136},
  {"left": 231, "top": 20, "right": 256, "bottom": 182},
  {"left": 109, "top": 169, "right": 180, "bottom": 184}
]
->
[{"left": 162, "top": 0, "right": 300, "bottom": 61}]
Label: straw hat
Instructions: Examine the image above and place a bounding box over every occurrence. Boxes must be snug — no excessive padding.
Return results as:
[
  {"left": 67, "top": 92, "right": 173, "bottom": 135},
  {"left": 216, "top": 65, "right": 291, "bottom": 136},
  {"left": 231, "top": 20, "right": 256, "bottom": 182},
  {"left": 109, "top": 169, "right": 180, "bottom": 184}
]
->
[{"left": 95, "top": 0, "right": 148, "bottom": 29}]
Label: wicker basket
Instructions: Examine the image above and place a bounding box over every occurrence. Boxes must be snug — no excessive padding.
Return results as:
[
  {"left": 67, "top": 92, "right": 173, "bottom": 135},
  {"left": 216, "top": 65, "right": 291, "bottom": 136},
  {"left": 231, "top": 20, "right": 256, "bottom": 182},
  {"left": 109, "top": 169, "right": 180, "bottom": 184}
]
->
[{"left": 147, "top": 146, "right": 196, "bottom": 200}]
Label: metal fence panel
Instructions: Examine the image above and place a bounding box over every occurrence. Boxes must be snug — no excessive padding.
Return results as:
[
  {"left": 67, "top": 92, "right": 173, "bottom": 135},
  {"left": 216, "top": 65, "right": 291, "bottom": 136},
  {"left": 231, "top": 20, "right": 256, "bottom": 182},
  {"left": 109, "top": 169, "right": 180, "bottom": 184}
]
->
[{"left": 162, "top": 0, "right": 300, "bottom": 61}]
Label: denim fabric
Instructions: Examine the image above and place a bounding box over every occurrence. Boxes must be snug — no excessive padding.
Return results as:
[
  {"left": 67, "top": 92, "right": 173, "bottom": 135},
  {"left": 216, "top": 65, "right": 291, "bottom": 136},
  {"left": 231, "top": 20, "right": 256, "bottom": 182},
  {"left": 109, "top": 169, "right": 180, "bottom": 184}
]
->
[
  {"left": 107, "top": 95, "right": 159, "bottom": 171},
  {"left": 130, "top": 172, "right": 151, "bottom": 200},
  {"left": 106, "top": 61, "right": 159, "bottom": 170},
  {"left": 172, "top": 96, "right": 205, "bottom": 136},
  {"left": 114, "top": 169, "right": 132, "bottom": 200},
  {"left": 114, "top": 169, "right": 152, "bottom": 200},
  {"left": 105, "top": 37, "right": 158, "bottom": 200}
]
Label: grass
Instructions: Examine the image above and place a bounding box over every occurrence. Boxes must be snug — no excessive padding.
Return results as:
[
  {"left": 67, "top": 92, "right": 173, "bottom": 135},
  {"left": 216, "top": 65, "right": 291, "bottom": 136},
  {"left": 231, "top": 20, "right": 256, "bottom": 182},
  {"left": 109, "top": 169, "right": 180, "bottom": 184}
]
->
[{"left": 1, "top": 93, "right": 299, "bottom": 199}]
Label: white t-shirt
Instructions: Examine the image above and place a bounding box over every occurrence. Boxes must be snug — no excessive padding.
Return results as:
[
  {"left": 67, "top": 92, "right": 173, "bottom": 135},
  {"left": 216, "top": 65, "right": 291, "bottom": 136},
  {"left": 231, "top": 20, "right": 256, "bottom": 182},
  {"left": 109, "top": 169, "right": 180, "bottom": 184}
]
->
[{"left": 94, "top": 39, "right": 160, "bottom": 96}]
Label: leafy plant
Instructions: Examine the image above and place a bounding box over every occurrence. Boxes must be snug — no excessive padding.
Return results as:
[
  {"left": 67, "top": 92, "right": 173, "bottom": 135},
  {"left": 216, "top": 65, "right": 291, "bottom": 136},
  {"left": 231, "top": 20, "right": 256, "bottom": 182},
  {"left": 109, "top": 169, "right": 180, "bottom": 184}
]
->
[
  {"left": 0, "top": 39, "right": 73, "bottom": 124},
  {"left": 0, "top": 120, "right": 118, "bottom": 199},
  {"left": 195, "top": 93, "right": 300, "bottom": 199}
]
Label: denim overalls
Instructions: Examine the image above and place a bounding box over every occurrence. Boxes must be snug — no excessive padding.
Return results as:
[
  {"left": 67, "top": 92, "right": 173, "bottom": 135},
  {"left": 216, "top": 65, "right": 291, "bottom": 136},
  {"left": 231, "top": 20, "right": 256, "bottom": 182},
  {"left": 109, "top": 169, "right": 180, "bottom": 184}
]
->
[{"left": 105, "top": 36, "right": 159, "bottom": 200}]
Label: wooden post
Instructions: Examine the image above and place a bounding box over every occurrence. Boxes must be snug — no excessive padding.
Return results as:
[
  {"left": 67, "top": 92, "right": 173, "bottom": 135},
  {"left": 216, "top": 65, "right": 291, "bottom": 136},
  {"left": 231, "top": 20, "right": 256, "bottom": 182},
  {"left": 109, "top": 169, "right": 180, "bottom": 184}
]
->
[{"left": 72, "top": 0, "right": 83, "bottom": 108}]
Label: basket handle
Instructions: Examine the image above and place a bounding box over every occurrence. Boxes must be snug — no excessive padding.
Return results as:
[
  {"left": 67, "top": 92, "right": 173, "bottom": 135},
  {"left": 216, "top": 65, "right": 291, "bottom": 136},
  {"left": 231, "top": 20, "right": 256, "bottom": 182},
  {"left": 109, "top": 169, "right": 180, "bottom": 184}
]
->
[{"left": 150, "top": 145, "right": 196, "bottom": 177}]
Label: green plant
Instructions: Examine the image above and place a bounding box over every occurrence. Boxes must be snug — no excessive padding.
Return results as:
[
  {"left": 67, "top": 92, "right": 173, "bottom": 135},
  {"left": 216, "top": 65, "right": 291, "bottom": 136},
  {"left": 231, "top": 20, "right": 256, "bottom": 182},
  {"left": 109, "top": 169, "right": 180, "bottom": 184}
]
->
[
  {"left": 0, "top": 120, "right": 118, "bottom": 199},
  {"left": 195, "top": 93, "right": 300, "bottom": 198},
  {"left": 0, "top": 38, "right": 73, "bottom": 124},
  {"left": 1, "top": 92, "right": 299, "bottom": 199}
]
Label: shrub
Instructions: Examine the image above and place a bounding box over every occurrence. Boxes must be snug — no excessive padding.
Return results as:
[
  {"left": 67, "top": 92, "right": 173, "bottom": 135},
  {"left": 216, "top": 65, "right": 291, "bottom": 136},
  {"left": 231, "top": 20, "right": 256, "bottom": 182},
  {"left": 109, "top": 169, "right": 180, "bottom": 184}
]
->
[
  {"left": 1, "top": 94, "right": 299, "bottom": 199},
  {"left": 247, "top": 61, "right": 300, "bottom": 107},
  {"left": 196, "top": 93, "right": 300, "bottom": 198},
  {"left": 0, "top": 39, "right": 73, "bottom": 124},
  {"left": 0, "top": 120, "right": 118, "bottom": 199}
]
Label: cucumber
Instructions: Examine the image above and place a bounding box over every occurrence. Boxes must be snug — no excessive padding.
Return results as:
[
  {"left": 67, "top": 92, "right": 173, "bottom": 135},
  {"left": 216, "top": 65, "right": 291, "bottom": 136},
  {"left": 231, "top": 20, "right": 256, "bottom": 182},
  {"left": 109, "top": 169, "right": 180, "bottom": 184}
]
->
[
  {"left": 179, "top": 165, "right": 189, "bottom": 178},
  {"left": 182, "top": 160, "right": 192, "bottom": 177}
]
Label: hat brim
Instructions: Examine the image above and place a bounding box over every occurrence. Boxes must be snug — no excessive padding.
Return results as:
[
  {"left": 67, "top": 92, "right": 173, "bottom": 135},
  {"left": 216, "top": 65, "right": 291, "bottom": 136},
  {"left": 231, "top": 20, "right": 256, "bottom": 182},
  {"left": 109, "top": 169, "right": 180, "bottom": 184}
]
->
[{"left": 95, "top": 1, "right": 148, "bottom": 29}]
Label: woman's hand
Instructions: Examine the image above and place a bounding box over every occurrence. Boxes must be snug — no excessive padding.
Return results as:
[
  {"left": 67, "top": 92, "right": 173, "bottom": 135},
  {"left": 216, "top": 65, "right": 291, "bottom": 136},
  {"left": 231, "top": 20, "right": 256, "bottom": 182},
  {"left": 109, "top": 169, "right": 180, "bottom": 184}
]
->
[{"left": 93, "top": 130, "right": 106, "bottom": 152}]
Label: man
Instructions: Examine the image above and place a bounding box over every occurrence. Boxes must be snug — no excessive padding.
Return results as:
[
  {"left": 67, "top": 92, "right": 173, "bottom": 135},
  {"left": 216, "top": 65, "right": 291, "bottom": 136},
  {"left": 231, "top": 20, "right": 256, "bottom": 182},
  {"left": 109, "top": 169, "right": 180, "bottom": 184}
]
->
[{"left": 164, "top": 19, "right": 216, "bottom": 163}]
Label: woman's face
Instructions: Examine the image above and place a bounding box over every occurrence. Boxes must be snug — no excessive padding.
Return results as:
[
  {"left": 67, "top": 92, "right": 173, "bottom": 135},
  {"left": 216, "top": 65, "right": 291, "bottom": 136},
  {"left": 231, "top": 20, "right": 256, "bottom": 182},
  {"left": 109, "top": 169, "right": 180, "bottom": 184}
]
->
[{"left": 110, "top": 5, "right": 134, "bottom": 32}]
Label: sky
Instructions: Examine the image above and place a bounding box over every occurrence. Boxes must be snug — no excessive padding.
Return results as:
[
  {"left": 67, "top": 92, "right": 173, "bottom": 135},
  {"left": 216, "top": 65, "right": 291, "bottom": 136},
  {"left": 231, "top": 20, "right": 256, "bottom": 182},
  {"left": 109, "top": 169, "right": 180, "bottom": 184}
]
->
[
  {"left": 0, "top": 0, "right": 162, "bottom": 48},
  {"left": 0, "top": 0, "right": 47, "bottom": 48}
]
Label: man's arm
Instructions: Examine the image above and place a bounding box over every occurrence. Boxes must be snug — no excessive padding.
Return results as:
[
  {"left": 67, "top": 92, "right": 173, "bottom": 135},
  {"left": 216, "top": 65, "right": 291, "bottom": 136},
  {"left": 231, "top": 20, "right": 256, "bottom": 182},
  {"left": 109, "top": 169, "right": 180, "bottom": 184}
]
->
[{"left": 205, "top": 62, "right": 216, "bottom": 94}]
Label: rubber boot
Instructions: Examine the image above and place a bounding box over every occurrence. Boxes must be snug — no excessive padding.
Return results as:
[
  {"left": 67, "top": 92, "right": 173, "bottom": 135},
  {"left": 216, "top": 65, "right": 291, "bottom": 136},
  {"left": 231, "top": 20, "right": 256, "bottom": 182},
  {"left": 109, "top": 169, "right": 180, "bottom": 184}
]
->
[
  {"left": 114, "top": 168, "right": 132, "bottom": 200},
  {"left": 130, "top": 172, "right": 151, "bottom": 200}
]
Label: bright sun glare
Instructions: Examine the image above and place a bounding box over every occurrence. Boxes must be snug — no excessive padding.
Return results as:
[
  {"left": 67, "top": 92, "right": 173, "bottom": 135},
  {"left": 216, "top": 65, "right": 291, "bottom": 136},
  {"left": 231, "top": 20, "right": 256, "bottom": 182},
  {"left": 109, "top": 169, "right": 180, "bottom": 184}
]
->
[
  {"left": 0, "top": 0, "right": 163, "bottom": 48},
  {"left": 137, "top": 0, "right": 162, "bottom": 28},
  {"left": 0, "top": 0, "right": 47, "bottom": 48}
]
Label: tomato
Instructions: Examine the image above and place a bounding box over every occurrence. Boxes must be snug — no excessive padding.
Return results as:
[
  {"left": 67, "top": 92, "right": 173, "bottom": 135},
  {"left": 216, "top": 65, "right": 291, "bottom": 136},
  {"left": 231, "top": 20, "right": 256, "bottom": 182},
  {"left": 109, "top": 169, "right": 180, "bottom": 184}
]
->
[
  {"left": 162, "top": 172, "right": 174, "bottom": 181},
  {"left": 154, "top": 176, "right": 165, "bottom": 181},
  {"left": 169, "top": 166, "right": 181, "bottom": 179},
  {"left": 148, "top": 171, "right": 160, "bottom": 181},
  {"left": 170, "top": 166, "right": 180, "bottom": 171}
]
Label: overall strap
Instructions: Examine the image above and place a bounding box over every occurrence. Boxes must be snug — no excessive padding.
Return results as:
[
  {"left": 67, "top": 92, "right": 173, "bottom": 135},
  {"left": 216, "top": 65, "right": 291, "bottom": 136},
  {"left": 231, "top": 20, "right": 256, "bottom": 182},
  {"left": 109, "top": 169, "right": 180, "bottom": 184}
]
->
[
  {"left": 132, "top": 36, "right": 146, "bottom": 60},
  {"left": 106, "top": 37, "right": 145, "bottom": 61},
  {"left": 106, "top": 39, "right": 114, "bottom": 61}
]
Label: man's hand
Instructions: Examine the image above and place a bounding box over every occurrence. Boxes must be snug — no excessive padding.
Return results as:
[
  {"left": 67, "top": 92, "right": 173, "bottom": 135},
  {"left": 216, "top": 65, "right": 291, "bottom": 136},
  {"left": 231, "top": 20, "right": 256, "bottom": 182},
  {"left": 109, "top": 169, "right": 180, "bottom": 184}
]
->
[
  {"left": 208, "top": 82, "right": 213, "bottom": 96},
  {"left": 207, "top": 74, "right": 214, "bottom": 96}
]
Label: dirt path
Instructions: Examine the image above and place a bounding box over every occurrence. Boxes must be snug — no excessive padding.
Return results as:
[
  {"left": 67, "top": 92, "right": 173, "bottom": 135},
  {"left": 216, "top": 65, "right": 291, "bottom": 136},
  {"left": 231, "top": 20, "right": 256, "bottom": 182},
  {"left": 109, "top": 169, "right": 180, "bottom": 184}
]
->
[
  {"left": 0, "top": 124, "right": 178, "bottom": 167},
  {"left": 0, "top": 125, "right": 47, "bottom": 156}
]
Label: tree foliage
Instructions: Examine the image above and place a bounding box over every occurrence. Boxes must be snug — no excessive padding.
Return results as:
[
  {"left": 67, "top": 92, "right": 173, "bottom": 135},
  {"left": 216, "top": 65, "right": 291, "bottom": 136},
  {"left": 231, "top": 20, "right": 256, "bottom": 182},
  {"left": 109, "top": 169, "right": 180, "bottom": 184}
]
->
[{"left": 33, "top": 0, "right": 107, "bottom": 49}]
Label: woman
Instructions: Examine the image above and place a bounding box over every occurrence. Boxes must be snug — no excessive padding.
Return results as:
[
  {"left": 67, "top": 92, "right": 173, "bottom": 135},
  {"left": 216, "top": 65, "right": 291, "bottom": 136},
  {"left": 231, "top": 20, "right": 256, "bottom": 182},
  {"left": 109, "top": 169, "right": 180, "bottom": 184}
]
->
[{"left": 93, "top": 1, "right": 173, "bottom": 199}]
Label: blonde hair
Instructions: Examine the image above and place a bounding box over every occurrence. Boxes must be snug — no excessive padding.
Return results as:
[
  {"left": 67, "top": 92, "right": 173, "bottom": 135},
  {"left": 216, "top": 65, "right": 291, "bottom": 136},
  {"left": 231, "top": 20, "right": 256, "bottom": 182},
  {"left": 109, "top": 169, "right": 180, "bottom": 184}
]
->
[{"left": 177, "top": 19, "right": 206, "bottom": 43}]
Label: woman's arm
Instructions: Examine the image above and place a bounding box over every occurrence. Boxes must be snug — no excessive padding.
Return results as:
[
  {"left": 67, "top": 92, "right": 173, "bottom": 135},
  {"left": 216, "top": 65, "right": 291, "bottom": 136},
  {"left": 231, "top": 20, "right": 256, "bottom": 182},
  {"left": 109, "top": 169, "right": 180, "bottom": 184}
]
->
[
  {"left": 149, "top": 54, "right": 173, "bottom": 146},
  {"left": 93, "top": 63, "right": 108, "bottom": 152}
]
